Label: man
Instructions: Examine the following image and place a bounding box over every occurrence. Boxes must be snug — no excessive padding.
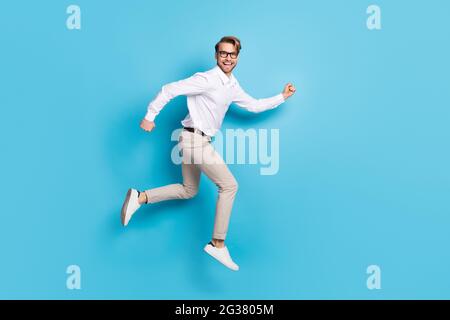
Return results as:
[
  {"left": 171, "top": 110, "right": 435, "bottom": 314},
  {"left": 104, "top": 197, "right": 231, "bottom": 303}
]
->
[{"left": 121, "top": 36, "right": 296, "bottom": 271}]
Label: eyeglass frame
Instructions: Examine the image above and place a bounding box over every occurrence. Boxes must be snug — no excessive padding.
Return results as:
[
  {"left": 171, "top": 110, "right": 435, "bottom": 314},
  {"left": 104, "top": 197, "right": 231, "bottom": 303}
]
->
[{"left": 217, "top": 50, "right": 239, "bottom": 59}]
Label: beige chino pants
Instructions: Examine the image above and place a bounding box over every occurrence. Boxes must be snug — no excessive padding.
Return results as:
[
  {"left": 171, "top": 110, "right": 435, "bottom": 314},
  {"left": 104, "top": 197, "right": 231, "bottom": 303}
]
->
[{"left": 144, "top": 129, "right": 238, "bottom": 240}]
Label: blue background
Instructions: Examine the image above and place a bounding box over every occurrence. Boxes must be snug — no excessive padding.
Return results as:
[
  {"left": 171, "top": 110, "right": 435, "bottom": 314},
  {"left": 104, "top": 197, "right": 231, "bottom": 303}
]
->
[{"left": 0, "top": 0, "right": 449, "bottom": 299}]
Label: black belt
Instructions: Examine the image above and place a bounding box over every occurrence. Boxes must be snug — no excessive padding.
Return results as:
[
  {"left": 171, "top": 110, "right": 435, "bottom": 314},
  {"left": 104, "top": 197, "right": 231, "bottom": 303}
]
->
[{"left": 183, "top": 127, "right": 208, "bottom": 137}]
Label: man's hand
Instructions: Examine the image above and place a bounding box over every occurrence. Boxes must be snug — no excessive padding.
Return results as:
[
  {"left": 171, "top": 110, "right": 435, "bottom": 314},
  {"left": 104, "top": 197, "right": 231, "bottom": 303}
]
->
[
  {"left": 282, "top": 83, "right": 296, "bottom": 100},
  {"left": 140, "top": 119, "right": 155, "bottom": 132}
]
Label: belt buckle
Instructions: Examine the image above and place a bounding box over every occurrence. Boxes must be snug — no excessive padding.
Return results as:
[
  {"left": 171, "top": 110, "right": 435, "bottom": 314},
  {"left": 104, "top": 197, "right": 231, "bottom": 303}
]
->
[
  {"left": 197, "top": 129, "right": 212, "bottom": 141},
  {"left": 195, "top": 128, "right": 205, "bottom": 136}
]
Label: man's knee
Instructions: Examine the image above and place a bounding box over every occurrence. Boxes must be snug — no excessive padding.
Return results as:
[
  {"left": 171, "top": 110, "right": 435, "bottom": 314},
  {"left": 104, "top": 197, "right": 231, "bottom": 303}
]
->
[
  {"left": 182, "top": 185, "right": 198, "bottom": 199},
  {"left": 220, "top": 179, "right": 238, "bottom": 194}
]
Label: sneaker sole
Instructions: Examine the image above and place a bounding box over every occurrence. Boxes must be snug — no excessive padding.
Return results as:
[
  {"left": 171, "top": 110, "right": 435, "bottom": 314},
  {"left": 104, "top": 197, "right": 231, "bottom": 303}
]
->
[
  {"left": 204, "top": 245, "right": 239, "bottom": 271},
  {"left": 121, "top": 189, "right": 133, "bottom": 226}
]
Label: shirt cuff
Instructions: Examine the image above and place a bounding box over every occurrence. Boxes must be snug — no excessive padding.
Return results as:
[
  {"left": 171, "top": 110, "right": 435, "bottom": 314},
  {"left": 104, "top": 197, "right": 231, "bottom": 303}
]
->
[{"left": 144, "top": 110, "right": 156, "bottom": 122}]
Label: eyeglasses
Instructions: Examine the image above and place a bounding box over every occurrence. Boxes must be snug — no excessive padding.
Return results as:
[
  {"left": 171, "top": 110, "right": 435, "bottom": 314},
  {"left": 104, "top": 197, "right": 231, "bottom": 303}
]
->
[{"left": 218, "top": 51, "right": 238, "bottom": 59}]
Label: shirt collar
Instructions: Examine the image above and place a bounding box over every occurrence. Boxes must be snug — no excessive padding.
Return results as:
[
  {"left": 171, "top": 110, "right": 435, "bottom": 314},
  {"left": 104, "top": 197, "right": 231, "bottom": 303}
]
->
[{"left": 213, "top": 65, "right": 237, "bottom": 86}]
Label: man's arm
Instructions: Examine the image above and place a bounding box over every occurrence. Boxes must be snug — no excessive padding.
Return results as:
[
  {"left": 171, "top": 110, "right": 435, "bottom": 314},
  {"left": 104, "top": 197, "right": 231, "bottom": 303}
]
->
[
  {"left": 233, "top": 82, "right": 296, "bottom": 113},
  {"left": 141, "top": 72, "right": 211, "bottom": 132}
]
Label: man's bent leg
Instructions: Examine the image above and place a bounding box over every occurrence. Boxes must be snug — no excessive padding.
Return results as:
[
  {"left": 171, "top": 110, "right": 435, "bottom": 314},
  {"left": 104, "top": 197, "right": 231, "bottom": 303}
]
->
[
  {"left": 144, "top": 163, "right": 201, "bottom": 203},
  {"left": 198, "top": 143, "right": 238, "bottom": 241}
]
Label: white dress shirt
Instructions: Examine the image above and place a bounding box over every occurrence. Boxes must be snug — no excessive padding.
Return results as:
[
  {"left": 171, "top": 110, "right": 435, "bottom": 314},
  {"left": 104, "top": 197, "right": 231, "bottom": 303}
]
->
[{"left": 145, "top": 65, "right": 285, "bottom": 136}]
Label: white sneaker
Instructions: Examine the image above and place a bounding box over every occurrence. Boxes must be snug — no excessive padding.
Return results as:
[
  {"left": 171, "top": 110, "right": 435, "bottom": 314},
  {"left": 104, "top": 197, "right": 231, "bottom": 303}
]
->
[
  {"left": 121, "top": 188, "right": 141, "bottom": 226},
  {"left": 204, "top": 242, "right": 239, "bottom": 271}
]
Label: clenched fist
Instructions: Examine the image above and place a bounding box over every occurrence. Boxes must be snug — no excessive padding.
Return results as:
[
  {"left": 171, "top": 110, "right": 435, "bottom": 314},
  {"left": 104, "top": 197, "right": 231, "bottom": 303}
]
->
[
  {"left": 282, "top": 83, "right": 296, "bottom": 100},
  {"left": 140, "top": 119, "right": 155, "bottom": 132}
]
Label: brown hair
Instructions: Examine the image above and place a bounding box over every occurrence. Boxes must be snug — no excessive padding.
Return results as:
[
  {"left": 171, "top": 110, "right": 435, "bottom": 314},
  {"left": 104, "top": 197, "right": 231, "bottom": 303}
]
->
[{"left": 215, "top": 36, "right": 242, "bottom": 55}]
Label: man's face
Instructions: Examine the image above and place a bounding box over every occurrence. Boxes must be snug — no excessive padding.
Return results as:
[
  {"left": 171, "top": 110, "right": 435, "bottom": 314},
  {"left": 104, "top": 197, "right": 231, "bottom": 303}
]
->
[{"left": 215, "top": 42, "right": 239, "bottom": 75}]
